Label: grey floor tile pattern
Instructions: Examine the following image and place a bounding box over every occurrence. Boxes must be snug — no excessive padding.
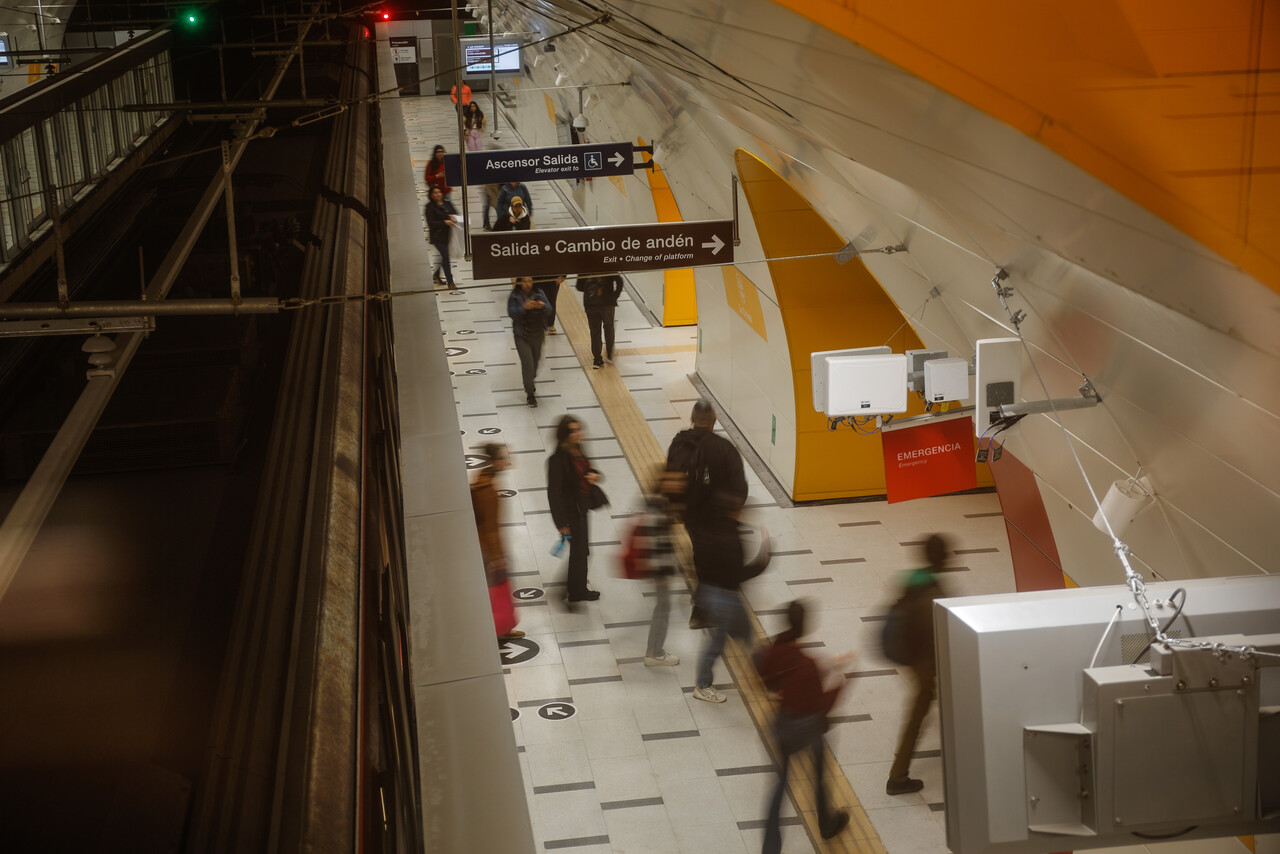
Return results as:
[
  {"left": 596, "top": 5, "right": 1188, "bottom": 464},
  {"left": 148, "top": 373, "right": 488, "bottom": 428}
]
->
[{"left": 402, "top": 93, "right": 1016, "bottom": 854}]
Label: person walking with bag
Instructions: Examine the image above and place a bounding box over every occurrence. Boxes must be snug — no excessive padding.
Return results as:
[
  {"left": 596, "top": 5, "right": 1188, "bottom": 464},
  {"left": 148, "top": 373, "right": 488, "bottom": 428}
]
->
[
  {"left": 633, "top": 465, "right": 682, "bottom": 666},
  {"left": 756, "top": 600, "right": 850, "bottom": 852},
  {"left": 884, "top": 533, "right": 949, "bottom": 795},
  {"left": 470, "top": 444, "right": 524, "bottom": 641},
  {"left": 547, "top": 415, "right": 605, "bottom": 605},
  {"left": 424, "top": 185, "right": 458, "bottom": 289},
  {"left": 576, "top": 273, "right": 624, "bottom": 367},
  {"left": 507, "top": 277, "right": 552, "bottom": 406}
]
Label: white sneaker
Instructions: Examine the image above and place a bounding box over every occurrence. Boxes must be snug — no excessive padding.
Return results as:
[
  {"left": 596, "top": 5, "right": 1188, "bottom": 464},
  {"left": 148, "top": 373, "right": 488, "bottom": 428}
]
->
[
  {"left": 644, "top": 653, "right": 680, "bottom": 667},
  {"left": 547, "top": 325, "right": 558, "bottom": 335},
  {"left": 692, "top": 685, "right": 726, "bottom": 703}
]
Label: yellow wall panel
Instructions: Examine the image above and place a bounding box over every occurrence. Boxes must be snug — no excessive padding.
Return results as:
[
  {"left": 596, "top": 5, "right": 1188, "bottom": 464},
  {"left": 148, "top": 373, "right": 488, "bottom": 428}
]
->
[
  {"left": 638, "top": 137, "right": 698, "bottom": 326},
  {"left": 722, "top": 267, "right": 769, "bottom": 340}
]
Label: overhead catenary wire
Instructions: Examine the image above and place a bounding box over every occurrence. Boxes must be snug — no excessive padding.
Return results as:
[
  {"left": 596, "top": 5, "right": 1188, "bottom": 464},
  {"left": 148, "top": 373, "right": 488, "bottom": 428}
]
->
[{"left": 985, "top": 270, "right": 1278, "bottom": 663}]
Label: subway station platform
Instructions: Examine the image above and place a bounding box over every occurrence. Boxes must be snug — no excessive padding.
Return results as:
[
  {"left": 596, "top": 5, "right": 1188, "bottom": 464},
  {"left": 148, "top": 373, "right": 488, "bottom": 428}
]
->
[{"left": 400, "top": 93, "right": 1018, "bottom": 854}]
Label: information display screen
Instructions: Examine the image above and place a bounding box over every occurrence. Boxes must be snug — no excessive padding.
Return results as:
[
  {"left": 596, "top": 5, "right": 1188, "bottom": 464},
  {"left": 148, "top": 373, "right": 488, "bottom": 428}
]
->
[{"left": 460, "top": 37, "right": 522, "bottom": 78}]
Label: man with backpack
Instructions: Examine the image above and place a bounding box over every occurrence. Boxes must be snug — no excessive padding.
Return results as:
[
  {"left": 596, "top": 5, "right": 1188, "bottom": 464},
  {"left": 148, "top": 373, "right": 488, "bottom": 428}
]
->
[
  {"left": 755, "top": 600, "right": 851, "bottom": 852},
  {"left": 883, "top": 533, "right": 949, "bottom": 795},
  {"left": 665, "top": 399, "right": 750, "bottom": 703}
]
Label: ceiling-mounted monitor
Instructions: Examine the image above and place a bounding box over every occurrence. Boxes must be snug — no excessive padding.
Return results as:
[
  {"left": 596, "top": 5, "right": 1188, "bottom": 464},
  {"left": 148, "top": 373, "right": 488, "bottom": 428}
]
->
[{"left": 460, "top": 37, "right": 522, "bottom": 79}]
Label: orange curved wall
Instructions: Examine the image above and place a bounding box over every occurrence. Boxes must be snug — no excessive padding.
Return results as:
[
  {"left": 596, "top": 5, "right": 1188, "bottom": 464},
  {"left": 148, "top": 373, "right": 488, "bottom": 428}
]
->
[
  {"left": 768, "top": 0, "right": 1280, "bottom": 293},
  {"left": 735, "top": 149, "right": 995, "bottom": 500}
]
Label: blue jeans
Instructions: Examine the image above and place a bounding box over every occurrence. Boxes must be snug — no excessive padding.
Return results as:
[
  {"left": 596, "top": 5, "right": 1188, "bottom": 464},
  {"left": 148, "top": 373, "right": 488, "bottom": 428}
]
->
[
  {"left": 646, "top": 575, "right": 672, "bottom": 657},
  {"left": 695, "top": 584, "right": 750, "bottom": 688},
  {"left": 764, "top": 712, "right": 834, "bottom": 854},
  {"left": 431, "top": 238, "right": 453, "bottom": 285}
]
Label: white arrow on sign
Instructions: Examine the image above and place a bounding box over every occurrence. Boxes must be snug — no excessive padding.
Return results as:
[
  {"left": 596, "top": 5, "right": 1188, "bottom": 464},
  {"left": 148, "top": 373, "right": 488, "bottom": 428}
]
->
[
  {"left": 702, "top": 234, "right": 726, "bottom": 255},
  {"left": 500, "top": 641, "right": 522, "bottom": 658},
  {"left": 514, "top": 588, "right": 541, "bottom": 600},
  {"left": 545, "top": 705, "right": 571, "bottom": 717},
  {"left": 609, "top": 152, "right": 625, "bottom": 167}
]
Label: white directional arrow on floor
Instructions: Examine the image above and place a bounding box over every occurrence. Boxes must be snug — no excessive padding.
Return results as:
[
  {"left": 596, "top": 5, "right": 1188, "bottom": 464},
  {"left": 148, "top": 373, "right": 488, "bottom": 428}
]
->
[
  {"left": 701, "top": 234, "right": 726, "bottom": 255},
  {"left": 544, "top": 705, "right": 570, "bottom": 717}
]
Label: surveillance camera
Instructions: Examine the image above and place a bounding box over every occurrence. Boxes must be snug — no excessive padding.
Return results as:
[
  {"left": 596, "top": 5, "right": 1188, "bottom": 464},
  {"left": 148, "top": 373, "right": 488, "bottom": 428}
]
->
[{"left": 572, "top": 114, "right": 588, "bottom": 130}]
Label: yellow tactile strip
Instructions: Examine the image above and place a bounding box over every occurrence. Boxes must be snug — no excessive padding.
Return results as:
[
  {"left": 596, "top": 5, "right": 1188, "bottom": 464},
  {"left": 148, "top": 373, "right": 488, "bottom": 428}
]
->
[{"left": 556, "top": 293, "right": 885, "bottom": 854}]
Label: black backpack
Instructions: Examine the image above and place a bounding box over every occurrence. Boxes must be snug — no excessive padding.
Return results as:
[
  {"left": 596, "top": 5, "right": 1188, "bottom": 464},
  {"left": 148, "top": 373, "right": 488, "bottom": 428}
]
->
[{"left": 667, "top": 433, "right": 711, "bottom": 519}]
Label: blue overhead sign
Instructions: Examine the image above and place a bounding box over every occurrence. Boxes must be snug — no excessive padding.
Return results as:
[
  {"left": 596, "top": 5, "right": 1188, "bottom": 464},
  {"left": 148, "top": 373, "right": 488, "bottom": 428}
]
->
[{"left": 444, "top": 142, "right": 637, "bottom": 185}]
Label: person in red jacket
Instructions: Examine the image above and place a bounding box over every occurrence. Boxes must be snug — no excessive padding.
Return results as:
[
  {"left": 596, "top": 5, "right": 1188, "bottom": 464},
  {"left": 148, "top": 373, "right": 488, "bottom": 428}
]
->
[
  {"left": 425, "top": 144, "right": 451, "bottom": 198},
  {"left": 755, "top": 600, "right": 850, "bottom": 853}
]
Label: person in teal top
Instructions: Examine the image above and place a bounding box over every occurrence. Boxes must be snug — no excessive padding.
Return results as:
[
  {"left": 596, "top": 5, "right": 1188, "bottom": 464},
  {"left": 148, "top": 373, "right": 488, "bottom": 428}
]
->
[{"left": 886, "top": 534, "right": 948, "bottom": 796}]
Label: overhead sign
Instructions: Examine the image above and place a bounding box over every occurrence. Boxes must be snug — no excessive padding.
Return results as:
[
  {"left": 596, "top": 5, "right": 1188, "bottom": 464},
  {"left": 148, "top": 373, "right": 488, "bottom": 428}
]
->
[
  {"left": 388, "top": 36, "right": 416, "bottom": 65},
  {"left": 444, "top": 142, "right": 635, "bottom": 185},
  {"left": 472, "top": 220, "right": 734, "bottom": 279},
  {"left": 881, "top": 415, "right": 977, "bottom": 504}
]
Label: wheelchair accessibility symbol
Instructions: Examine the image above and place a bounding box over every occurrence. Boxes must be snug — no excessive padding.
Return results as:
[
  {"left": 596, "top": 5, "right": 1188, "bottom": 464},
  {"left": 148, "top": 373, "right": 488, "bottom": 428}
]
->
[{"left": 585, "top": 151, "right": 602, "bottom": 171}]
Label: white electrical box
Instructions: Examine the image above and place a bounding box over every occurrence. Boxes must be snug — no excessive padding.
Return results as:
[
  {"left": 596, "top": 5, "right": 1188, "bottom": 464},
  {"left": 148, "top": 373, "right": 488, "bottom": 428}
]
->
[
  {"left": 924, "top": 357, "right": 970, "bottom": 403},
  {"left": 811, "top": 346, "right": 891, "bottom": 412},
  {"left": 906, "top": 348, "right": 948, "bottom": 392},
  {"left": 824, "top": 353, "right": 908, "bottom": 416},
  {"left": 974, "top": 338, "right": 1021, "bottom": 436}
]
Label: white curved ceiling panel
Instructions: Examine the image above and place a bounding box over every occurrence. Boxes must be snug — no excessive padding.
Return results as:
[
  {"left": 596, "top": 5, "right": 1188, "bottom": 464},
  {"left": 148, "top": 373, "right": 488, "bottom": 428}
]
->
[{"left": 491, "top": 0, "right": 1279, "bottom": 582}]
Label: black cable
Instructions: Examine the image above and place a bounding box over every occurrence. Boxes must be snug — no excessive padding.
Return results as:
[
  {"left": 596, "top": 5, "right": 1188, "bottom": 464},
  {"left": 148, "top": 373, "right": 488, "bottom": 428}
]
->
[
  {"left": 1129, "top": 586, "right": 1187, "bottom": 664},
  {"left": 1132, "top": 825, "right": 1197, "bottom": 840}
]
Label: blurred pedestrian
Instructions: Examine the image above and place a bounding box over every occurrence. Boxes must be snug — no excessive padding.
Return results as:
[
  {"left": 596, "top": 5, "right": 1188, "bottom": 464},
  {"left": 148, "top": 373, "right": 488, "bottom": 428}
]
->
[
  {"left": 482, "top": 183, "right": 501, "bottom": 230},
  {"left": 470, "top": 443, "right": 524, "bottom": 640},
  {"left": 508, "top": 277, "right": 552, "bottom": 406},
  {"left": 463, "top": 102, "right": 485, "bottom": 151},
  {"left": 547, "top": 415, "right": 607, "bottom": 605},
  {"left": 424, "top": 185, "right": 458, "bottom": 288},
  {"left": 635, "top": 465, "right": 683, "bottom": 666},
  {"left": 425, "top": 144, "right": 451, "bottom": 198},
  {"left": 666, "top": 400, "right": 751, "bottom": 703},
  {"left": 535, "top": 274, "right": 565, "bottom": 334},
  {"left": 492, "top": 195, "right": 531, "bottom": 231},
  {"left": 885, "top": 533, "right": 949, "bottom": 795},
  {"left": 756, "top": 600, "right": 850, "bottom": 852},
  {"left": 576, "top": 273, "right": 624, "bottom": 367}
]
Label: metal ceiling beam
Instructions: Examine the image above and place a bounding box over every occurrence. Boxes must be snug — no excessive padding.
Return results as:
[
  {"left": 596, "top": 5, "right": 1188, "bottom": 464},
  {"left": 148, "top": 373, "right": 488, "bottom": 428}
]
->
[{"left": 0, "top": 18, "right": 312, "bottom": 604}]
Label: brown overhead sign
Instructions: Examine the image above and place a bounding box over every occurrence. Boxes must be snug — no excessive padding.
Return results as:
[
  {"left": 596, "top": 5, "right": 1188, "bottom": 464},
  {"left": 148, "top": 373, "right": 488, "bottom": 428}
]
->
[{"left": 470, "top": 221, "right": 733, "bottom": 279}]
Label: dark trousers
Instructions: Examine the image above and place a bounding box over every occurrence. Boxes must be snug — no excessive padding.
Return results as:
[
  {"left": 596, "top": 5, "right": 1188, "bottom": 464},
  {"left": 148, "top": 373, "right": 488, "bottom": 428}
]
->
[
  {"left": 764, "top": 712, "right": 836, "bottom": 854},
  {"left": 889, "top": 658, "right": 936, "bottom": 781},
  {"left": 431, "top": 238, "right": 453, "bottom": 285},
  {"left": 513, "top": 333, "right": 544, "bottom": 396},
  {"left": 542, "top": 280, "right": 561, "bottom": 327},
  {"left": 566, "top": 511, "right": 590, "bottom": 598},
  {"left": 585, "top": 305, "right": 616, "bottom": 362}
]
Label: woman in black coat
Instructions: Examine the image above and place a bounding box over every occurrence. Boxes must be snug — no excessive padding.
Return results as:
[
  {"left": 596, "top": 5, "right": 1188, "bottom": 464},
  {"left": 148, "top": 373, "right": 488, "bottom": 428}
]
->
[
  {"left": 547, "top": 415, "right": 602, "bottom": 603},
  {"left": 424, "top": 185, "right": 458, "bottom": 288}
]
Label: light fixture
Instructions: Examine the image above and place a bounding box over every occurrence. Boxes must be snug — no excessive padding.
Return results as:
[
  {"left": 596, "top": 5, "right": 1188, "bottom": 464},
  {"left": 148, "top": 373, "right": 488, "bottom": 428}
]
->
[{"left": 1092, "top": 475, "right": 1154, "bottom": 539}]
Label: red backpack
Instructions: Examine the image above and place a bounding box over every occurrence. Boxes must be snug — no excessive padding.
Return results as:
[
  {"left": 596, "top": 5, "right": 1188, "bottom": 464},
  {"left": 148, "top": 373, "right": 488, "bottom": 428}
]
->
[{"left": 619, "top": 519, "right": 650, "bottom": 580}]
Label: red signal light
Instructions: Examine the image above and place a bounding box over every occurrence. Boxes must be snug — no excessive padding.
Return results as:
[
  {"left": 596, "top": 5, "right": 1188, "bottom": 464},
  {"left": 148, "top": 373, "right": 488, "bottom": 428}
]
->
[{"left": 381, "top": 11, "right": 390, "bottom": 19}]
